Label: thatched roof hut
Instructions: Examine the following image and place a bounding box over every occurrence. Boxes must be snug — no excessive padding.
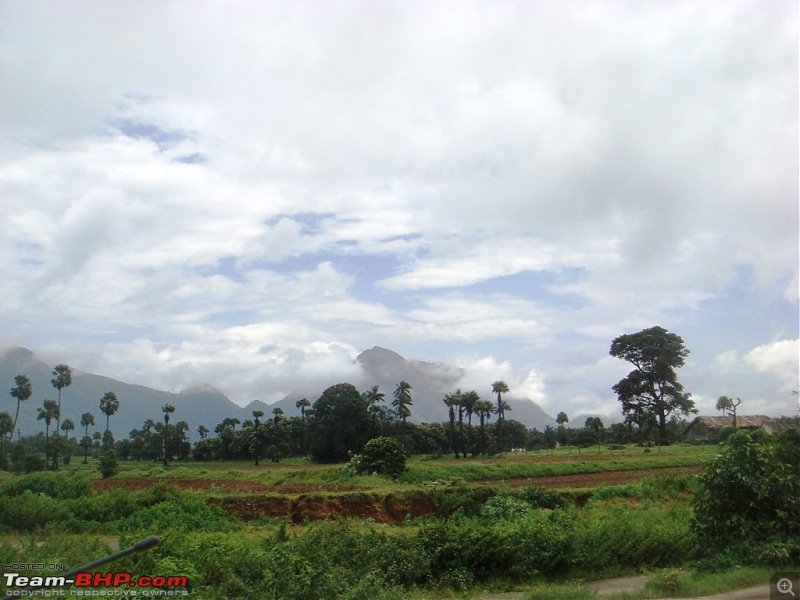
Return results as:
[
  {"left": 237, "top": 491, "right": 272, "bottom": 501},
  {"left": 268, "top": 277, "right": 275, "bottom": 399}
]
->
[{"left": 684, "top": 415, "right": 776, "bottom": 442}]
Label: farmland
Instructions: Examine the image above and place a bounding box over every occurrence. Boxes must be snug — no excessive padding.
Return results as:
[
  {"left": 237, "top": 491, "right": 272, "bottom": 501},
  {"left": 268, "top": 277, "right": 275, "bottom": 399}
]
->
[{"left": 0, "top": 441, "right": 795, "bottom": 599}]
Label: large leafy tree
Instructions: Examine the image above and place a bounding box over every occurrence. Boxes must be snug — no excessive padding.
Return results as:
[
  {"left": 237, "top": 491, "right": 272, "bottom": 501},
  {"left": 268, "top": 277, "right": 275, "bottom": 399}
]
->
[
  {"left": 610, "top": 326, "right": 695, "bottom": 445},
  {"left": 10, "top": 374, "right": 32, "bottom": 442},
  {"left": 308, "top": 383, "right": 371, "bottom": 463}
]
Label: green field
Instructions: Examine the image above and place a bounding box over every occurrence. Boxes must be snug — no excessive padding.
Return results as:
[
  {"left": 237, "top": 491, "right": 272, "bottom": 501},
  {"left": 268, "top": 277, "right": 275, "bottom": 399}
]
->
[{"left": 0, "top": 442, "right": 794, "bottom": 599}]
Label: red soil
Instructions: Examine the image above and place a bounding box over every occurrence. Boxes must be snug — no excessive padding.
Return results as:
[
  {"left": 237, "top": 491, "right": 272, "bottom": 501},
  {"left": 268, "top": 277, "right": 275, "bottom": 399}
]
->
[{"left": 90, "top": 465, "right": 702, "bottom": 523}]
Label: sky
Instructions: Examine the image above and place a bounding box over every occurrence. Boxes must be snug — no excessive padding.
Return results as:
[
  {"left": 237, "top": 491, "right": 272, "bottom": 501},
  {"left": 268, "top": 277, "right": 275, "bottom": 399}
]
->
[{"left": 1, "top": 0, "right": 797, "bottom": 420}]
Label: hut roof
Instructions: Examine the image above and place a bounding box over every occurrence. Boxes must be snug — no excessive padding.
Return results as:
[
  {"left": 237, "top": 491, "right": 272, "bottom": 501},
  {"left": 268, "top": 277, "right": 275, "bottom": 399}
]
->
[{"left": 684, "top": 415, "right": 774, "bottom": 433}]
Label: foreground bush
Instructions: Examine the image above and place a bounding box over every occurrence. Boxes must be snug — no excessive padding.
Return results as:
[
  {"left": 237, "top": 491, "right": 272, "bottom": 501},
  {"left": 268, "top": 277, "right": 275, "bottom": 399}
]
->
[{"left": 692, "top": 429, "right": 800, "bottom": 565}]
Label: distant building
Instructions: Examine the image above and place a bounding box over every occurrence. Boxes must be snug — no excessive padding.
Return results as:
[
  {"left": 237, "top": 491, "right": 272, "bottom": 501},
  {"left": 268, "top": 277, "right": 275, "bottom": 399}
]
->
[{"left": 683, "top": 415, "right": 782, "bottom": 442}]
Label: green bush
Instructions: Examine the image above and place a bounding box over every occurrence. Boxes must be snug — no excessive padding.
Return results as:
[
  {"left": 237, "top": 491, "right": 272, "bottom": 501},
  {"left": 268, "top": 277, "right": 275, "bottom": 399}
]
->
[
  {"left": 358, "top": 436, "right": 409, "bottom": 478},
  {"left": 572, "top": 503, "right": 694, "bottom": 570},
  {"left": 518, "top": 485, "right": 573, "bottom": 509},
  {"left": 0, "top": 490, "right": 70, "bottom": 530},
  {"left": 0, "top": 471, "right": 92, "bottom": 499},
  {"left": 99, "top": 449, "right": 118, "bottom": 479},
  {"left": 115, "top": 491, "right": 238, "bottom": 534},
  {"left": 692, "top": 429, "right": 800, "bottom": 565},
  {"left": 479, "top": 495, "right": 530, "bottom": 520}
]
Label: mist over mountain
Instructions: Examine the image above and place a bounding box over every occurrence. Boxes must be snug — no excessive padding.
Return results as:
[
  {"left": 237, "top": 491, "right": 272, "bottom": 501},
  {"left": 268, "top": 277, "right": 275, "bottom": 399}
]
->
[
  {"left": 0, "top": 346, "right": 558, "bottom": 440},
  {"left": 269, "top": 346, "right": 558, "bottom": 430},
  {"left": 0, "top": 347, "right": 243, "bottom": 441}
]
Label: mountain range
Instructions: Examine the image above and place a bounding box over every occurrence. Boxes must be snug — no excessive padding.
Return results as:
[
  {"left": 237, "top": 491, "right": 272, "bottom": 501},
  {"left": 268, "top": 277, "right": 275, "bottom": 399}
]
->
[{"left": 0, "top": 346, "right": 562, "bottom": 441}]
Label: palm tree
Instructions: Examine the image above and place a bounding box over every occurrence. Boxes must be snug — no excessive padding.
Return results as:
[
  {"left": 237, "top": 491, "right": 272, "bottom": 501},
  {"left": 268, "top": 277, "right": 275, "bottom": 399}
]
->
[
  {"left": 51, "top": 364, "right": 72, "bottom": 444},
  {"left": 251, "top": 410, "right": 264, "bottom": 465},
  {"left": 99, "top": 392, "right": 119, "bottom": 449},
  {"left": 0, "top": 412, "right": 13, "bottom": 463},
  {"left": 272, "top": 407, "right": 284, "bottom": 423},
  {"left": 392, "top": 381, "right": 413, "bottom": 433},
  {"left": 295, "top": 398, "right": 310, "bottom": 421},
  {"left": 10, "top": 374, "right": 32, "bottom": 442},
  {"left": 80, "top": 412, "right": 94, "bottom": 464},
  {"left": 492, "top": 381, "right": 510, "bottom": 450},
  {"left": 364, "top": 385, "right": 386, "bottom": 433},
  {"left": 556, "top": 411, "right": 569, "bottom": 447},
  {"left": 197, "top": 425, "right": 210, "bottom": 439},
  {"left": 461, "top": 390, "right": 480, "bottom": 456},
  {"left": 162, "top": 403, "right": 175, "bottom": 465},
  {"left": 38, "top": 399, "right": 59, "bottom": 467},
  {"left": 442, "top": 393, "right": 459, "bottom": 459},
  {"left": 61, "top": 418, "right": 75, "bottom": 442},
  {"left": 475, "top": 399, "right": 494, "bottom": 455}
]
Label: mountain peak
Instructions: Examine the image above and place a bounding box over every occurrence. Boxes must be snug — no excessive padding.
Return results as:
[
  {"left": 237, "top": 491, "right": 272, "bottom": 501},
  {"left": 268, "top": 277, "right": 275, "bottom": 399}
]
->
[{"left": 356, "top": 346, "right": 406, "bottom": 366}]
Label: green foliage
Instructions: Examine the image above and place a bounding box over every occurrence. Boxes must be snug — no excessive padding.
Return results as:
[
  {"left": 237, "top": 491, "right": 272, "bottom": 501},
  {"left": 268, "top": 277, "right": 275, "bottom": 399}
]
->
[
  {"left": 646, "top": 568, "right": 684, "bottom": 595},
  {"left": 572, "top": 503, "right": 695, "bottom": 571},
  {"left": 518, "top": 485, "right": 573, "bottom": 509},
  {"left": 358, "top": 436, "right": 408, "bottom": 478},
  {"left": 432, "top": 484, "right": 496, "bottom": 517},
  {"left": 0, "top": 470, "right": 92, "bottom": 499},
  {"left": 692, "top": 429, "right": 800, "bottom": 565},
  {"left": 0, "top": 490, "right": 70, "bottom": 530},
  {"left": 98, "top": 449, "right": 118, "bottom": 478},
  {"left": 115, "top": 491, "right": 238, "bottom": 534},
  {"left": 479, "top": 495, "right": 530, "bottom": 520},
  {"left": 309, "top": 383, "right": 372, "bottom": 463}
]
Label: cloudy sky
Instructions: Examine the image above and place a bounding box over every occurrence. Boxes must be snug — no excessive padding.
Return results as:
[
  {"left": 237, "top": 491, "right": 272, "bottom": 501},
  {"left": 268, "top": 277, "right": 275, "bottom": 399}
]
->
[{"left": 1, "top": 0, "right": 797, "bottom": 420}]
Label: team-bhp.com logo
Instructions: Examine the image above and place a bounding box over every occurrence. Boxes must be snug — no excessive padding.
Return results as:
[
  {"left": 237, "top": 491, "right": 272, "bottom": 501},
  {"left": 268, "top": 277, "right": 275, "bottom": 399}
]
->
[{"left": 3, "top": 571, "right": 189, "bottom": 597}]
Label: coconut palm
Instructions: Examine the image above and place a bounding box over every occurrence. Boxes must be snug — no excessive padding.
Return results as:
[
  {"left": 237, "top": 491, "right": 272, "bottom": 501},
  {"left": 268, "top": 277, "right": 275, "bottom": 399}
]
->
[
  {"left": 99, "top": 392, "right": 119, "bottom": 449},
  {"left": 10, "top": 374, "right": 32, "bottom": 442},
  {"left": 392, "top": 381, "right": 413, "bottom": 433}
]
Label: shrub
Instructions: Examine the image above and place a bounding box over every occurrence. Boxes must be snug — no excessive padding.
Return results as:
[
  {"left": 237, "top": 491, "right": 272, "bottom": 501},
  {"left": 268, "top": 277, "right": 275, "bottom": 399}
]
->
[
  {"left": 0, "top": 490, "right": 70, "bottom": 530},
  {"left": 0, "top": 471, "right": 92, "bottom": 499},
  {"left": 518, "top": 485, "right": 573, "bottom": 509},
  {"left": 359, "top": 436, "right": 408, "bottom": 478},
  {"left": 99, "top": 450, "right": 118, "bottom": 479},
  {"left": 692, "top": 429, "right": 800, "bottom": 565},
  {"left": 479, "top": 495, "right": 530, "bottom": 520},
  {"left": 115, "top": 491, "right": 238, "bottom": 534}
]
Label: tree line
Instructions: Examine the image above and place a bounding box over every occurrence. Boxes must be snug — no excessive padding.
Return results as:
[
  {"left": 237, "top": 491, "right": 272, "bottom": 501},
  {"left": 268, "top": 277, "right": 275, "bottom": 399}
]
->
[{"left": 3, "top": 326, "right": 786, "bottom": 471}]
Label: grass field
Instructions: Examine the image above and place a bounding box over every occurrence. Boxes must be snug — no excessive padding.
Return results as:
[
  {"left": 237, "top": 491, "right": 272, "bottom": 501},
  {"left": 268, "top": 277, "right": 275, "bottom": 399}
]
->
[{"left": 1, "top": 443, "right": 791, "bottom": 599}]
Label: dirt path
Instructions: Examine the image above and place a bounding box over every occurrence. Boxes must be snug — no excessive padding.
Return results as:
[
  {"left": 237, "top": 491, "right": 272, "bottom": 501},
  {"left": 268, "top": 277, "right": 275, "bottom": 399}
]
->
[{"left": 473, "top": 576, "right": 769, "bottom": 599}]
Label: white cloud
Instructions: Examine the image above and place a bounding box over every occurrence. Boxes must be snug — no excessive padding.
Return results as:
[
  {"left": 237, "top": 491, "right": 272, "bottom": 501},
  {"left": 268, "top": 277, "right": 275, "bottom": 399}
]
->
[
  {"left": 0, "top": 0, "right": 796, "bottom": 417},
  {"left": 744, "top": 339, "right": 800, "bottom": 393}
]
